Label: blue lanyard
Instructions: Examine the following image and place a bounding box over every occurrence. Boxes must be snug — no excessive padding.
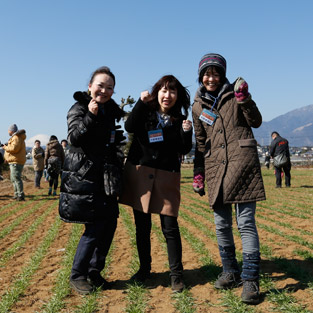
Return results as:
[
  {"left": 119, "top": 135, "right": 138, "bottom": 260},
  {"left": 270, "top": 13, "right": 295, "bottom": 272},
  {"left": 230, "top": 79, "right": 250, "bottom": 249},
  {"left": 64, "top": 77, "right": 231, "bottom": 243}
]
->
[{"left": 210, "top": 96, "right": 218, "bottom": 112}]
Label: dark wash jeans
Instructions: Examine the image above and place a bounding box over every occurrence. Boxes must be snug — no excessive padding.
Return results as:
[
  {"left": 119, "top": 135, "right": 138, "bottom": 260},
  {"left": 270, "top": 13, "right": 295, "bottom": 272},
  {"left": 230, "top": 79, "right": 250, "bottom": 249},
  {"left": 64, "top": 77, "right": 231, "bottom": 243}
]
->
[
  {"left": 35, "top": 170, "right": 43, "bottom": 187},
  {"left": 71, "top": 218, "right": 117, "bottom": 280},
  {"left": 133, "top": 209, "right": 183, "bottom": 276}
]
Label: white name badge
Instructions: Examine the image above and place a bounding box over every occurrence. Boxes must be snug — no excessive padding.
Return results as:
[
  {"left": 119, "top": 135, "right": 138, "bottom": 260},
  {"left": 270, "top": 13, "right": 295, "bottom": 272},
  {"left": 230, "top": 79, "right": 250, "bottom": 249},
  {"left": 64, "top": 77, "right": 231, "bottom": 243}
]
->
[
  {"left": 199, "top": 108, "right": 217, "bottom": 126},
  {"left": 148, "top": 129, "right": 164, "bottom": 143}
]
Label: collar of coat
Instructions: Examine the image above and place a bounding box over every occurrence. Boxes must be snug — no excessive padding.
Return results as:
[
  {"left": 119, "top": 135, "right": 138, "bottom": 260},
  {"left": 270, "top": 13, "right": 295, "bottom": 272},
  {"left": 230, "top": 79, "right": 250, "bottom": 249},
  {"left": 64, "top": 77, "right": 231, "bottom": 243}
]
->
[
  {"left": 73, "top": 91, "right": 125, "bottom": 122},
  {"left": 195, "top": 78, "right": 232, "bottom": 104},
  {"left": 10, "top": 129, "right": 26, "bottom": 139}
]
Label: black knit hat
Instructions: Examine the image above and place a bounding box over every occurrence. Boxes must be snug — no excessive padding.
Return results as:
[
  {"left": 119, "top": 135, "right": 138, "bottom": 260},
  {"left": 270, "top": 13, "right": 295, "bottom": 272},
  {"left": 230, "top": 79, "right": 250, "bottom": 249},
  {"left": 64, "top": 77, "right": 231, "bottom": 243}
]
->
[{"left": 198, "top": 53, "right": 227, "bottom": 76}]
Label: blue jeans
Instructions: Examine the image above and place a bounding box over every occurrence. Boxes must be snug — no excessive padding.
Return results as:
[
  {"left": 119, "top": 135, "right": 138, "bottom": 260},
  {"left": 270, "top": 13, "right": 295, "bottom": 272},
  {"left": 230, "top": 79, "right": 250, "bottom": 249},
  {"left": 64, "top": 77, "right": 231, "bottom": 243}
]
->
[
  {"left": 71, "top": 219, "right": 117, "bottom": 280},
  {"left": 214, "top": 202, "right": 260, "bottom": 280},
  {"left": 9, "top": 163, "right": 24, "bottom": 197}
]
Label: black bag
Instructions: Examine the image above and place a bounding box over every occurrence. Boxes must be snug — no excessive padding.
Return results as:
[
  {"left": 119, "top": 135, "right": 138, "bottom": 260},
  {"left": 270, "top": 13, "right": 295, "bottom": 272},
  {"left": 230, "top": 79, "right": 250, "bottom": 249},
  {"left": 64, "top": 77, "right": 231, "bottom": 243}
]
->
[
  {"left": 273, "top": 153, "right": 288, "bottom": 168},
  {"left": 47, "top": 157, "right": 61, "bottom": 176},
  {"left": 103, "top": 164, "right": 122, "bottom": 197}
]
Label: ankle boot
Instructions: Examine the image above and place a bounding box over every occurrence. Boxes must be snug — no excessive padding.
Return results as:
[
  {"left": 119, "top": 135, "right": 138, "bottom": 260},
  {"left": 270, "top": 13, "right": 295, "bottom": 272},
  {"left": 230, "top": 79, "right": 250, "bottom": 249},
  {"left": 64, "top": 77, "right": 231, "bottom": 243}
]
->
[
  {"left": 171, "top": 274, "right": 185, "bottom": 293},
  {"left": 215, "top": 245, "right": 240, "bottom": 289},
  {"left": 241, "top": 280, "right": 260, "bottom": 304}
]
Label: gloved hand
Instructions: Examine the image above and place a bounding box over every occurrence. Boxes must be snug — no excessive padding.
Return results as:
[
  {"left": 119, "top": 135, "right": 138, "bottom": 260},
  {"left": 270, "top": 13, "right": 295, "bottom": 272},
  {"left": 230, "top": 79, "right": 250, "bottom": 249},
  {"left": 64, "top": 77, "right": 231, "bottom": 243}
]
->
[
  {"left": 115, "top": 125, "right": 126, "bottom": 146},
  {"left": 234, "top": 77, "right": 250, "bottom": 102},
  {"left": 193, "top": 173, "right": 205, "bottom": 196}
]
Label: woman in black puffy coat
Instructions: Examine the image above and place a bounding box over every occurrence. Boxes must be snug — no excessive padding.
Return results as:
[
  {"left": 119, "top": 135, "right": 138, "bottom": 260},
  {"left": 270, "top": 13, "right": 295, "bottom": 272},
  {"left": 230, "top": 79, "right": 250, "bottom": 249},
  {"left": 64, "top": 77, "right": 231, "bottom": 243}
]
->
[{"left": 59, "top": 66, "right": 124, "bottom": 294}]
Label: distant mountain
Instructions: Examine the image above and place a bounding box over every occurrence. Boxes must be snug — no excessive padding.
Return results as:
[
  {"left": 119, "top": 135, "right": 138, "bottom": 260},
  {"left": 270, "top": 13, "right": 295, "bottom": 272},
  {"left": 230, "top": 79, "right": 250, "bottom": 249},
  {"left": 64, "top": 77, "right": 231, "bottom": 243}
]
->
[
  {"left": 26, "top": 134, "right": 50, "bottom": 147},
  {"left": 253, "top": 104, "right": 313, "bottom": 147}
]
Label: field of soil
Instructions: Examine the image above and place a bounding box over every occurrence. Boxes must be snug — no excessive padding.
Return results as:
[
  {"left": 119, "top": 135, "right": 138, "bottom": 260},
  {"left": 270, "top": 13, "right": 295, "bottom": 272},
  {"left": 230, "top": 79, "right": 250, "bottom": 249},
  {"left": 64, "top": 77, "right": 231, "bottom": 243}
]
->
[{"left": 0, "top": 165, "right": 312, "bottom": 312}]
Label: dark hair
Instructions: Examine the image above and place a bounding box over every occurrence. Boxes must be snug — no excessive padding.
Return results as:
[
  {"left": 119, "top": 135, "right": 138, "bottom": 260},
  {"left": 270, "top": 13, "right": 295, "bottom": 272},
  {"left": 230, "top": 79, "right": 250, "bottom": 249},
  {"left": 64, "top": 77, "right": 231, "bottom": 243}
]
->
[
  {"left": 35, "top": 140, "right": 40, "bottom": 144},
  {"left": 148, "top": 75, "right": 190, "bottom": 117},
  {"left": 49, "top": 135, "right": 58, "bottom": 141},
  {"left": 61, "top": 139, "right": 68, "bottom": 144},
  {"left": 271, "top": 131, "right": 280, "bottom": 137},
  {"left": 89, "top": 66, "right": 115, "bottom": 87},
  {"left": 198, "top": 65, "right": 226, "bottom": 85}
]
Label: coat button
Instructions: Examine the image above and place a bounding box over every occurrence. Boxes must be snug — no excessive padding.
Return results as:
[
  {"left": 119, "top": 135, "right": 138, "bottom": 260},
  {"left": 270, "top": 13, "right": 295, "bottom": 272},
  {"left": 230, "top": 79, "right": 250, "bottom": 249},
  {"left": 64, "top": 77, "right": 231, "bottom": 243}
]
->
[
  {"left": 149, "top": 174, "right": 154, "bottom": 179},
  {"left": 219, "top": 129, "right": 223, "bottom": 133},
  {"left": 221, "top": 144, "right": 225, "bottom": 149},
  {"left": 222, "top": 160, "right": 226, "bottom": 164}
]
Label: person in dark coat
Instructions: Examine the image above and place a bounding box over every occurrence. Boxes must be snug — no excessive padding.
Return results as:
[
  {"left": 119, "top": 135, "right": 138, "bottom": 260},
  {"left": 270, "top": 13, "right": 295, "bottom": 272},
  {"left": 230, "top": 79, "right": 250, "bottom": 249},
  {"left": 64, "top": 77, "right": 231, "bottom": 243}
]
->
[
  {"left": 120, "top": 75, "right": 192, "bottom": 292},
  {"left": 192, "top": 53, "right": 265, "bottom": 304},
  {"left": 269, "top": 131, "right": 291, "bottom": 187},
  {"left": 45, "top": 135, "right": 65, "bottom": 196},
  {"left": 59, "top": 66, "right": 125, "bottom": 295}
]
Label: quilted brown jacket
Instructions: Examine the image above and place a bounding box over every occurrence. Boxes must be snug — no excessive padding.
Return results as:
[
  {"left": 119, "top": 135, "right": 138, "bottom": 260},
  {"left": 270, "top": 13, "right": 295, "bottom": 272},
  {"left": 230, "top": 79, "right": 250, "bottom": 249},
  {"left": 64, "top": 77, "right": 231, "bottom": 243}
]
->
[{"left": 192, "top": 80, "right": 266, "bottom": 209}]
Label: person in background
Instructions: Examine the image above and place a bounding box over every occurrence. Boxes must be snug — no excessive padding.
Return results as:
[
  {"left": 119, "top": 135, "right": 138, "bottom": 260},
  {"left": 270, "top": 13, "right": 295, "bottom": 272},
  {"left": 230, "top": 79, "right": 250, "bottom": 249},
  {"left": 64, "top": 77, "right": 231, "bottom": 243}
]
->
[
  {"left": 192, "top": 53, "right": 265, "bottom": 304},
  {"left": 59, "top": 66, "right": 125, "bottom": 295},
  {"left": 32, "top": 140, "right": 45, "bottom": 188},
  {"left": 60, "top": 139, "right": 69, "bottom": 180},
  {"left": 61, "top": 139, "right": 70, "bottom": 156},
  {"left": 0, "top": 146, "right": 4, "bottom": 180},
  {"left": 269, "top": 131, "right": 291, "bottom": 187},
  {"left": 2, "top": 124, "right": 27, "bottom": 201},
  {"left": 44, "top": 135, "right": 65, "bottom": 196},
  {"left": 264, "top": 152, "right": 270, "bottom": 169},
  {"left": 120, "top": 75, "right": 192, "bottom": 292}
]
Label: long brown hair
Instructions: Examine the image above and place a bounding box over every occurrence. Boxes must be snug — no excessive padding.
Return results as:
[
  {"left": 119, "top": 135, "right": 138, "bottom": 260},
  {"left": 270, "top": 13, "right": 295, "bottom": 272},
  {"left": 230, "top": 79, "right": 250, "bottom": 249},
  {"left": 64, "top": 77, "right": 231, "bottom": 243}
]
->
[{"left": 148, "top": 75, "right": 190, "bottom": 117}]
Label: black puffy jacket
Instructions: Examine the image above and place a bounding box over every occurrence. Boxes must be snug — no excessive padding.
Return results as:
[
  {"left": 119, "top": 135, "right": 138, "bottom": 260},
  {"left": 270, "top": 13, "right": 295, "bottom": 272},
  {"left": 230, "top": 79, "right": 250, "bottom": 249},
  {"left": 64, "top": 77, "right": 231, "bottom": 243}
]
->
[{"left": 59, "top": 92, "right": 125, "bottom": 223}]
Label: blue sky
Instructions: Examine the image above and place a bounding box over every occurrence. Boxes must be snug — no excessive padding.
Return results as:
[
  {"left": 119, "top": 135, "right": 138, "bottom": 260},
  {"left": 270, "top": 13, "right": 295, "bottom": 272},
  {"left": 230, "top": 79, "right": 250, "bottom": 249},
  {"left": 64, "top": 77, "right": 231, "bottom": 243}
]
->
[{"left": 1, "top": 0, "right": 312, "bottom": 146}]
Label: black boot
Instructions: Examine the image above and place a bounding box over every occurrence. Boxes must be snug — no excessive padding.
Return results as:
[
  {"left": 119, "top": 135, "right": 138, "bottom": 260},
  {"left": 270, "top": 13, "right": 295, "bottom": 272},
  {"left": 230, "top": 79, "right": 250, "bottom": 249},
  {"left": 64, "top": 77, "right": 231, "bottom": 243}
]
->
[
  {"left": 215, "top": 245, "right": 241, "bottom": 289},
  {"left": 171, "top": 274, "right": 185, "bottom": 293},
  {"left": 241, "top": 280, "right": 260, "bottom": 304},
  {"left": 88, "top": 271, "right": 110, "bottom": 289},
  {"left": 215, "top": 272, "right": 241, "bottom": 289},
  {"left": 130, "top": 268, "right": 151, "bottom": 283},
  {"left": 241, "top": 252, "right": 261, "bottom": 304}
]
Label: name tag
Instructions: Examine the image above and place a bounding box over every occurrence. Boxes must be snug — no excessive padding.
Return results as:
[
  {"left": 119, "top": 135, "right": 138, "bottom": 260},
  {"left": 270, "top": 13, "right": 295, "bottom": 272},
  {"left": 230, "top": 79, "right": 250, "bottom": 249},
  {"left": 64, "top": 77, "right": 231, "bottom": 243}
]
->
[
  {"left": 148, "top": 129, "right": 164, "bottom": 143},
  {"left": 110, "top": 131, "right": 115, "bottom": 143},
  {"left": 199, "top": 108, "right": 217, "bottom": 126}
]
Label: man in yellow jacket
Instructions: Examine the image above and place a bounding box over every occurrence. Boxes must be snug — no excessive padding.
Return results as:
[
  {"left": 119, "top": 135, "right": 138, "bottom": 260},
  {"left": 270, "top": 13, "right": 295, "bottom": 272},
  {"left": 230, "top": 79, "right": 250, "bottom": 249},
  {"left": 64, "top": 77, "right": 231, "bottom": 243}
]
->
[{"left": 2, "top": 124, "right": 27, "bottom": 200}]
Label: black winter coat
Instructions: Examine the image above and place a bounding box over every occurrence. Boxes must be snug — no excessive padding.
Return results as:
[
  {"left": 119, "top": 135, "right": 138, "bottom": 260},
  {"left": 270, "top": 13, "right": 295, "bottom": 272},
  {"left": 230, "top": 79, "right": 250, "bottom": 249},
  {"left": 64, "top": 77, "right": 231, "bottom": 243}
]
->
[
  {"left": 125, "top": 99, "right": 192, "bottom": 172},
  {"left": 269, "top": 135, "right": 290, "bottom": 158},
  {"left": 59, "top": 92, "right": 124, "bottom": 223}
]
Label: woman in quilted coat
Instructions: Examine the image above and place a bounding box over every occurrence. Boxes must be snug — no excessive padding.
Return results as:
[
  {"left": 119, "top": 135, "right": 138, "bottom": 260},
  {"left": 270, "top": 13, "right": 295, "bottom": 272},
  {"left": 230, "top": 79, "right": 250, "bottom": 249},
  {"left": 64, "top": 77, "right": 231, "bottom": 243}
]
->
[{"left": 192, "top": 53, "right": 265, "bottom": 304}]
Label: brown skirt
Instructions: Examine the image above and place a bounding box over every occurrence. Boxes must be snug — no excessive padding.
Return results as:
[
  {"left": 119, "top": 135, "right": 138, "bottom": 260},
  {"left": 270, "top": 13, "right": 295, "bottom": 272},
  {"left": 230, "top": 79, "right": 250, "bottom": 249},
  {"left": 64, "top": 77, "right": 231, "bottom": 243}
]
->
[{"left": 119, "top": 162, "right": 181, "bottom": 217}]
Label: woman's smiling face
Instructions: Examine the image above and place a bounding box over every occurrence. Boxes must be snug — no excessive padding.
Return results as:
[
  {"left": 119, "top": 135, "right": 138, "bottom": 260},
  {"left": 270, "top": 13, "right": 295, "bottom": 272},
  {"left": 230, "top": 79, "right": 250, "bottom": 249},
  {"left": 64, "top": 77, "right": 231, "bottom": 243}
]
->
[
  {"left": 202, "top": 67, "right": 221, "bottom": 93},
  {"left": 158, "top": 84, "right": 177, "bottom": 113},
  {"left": 88, "top": 73, "right": 114, "bottom": 103}
]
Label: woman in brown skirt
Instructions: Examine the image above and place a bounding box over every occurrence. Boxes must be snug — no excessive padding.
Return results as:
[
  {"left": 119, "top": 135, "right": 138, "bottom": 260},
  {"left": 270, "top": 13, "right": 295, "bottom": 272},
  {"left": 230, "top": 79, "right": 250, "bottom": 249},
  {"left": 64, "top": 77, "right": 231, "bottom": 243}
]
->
[{"left": 120, "top": 75, "right": 192, "bottom": 292}]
